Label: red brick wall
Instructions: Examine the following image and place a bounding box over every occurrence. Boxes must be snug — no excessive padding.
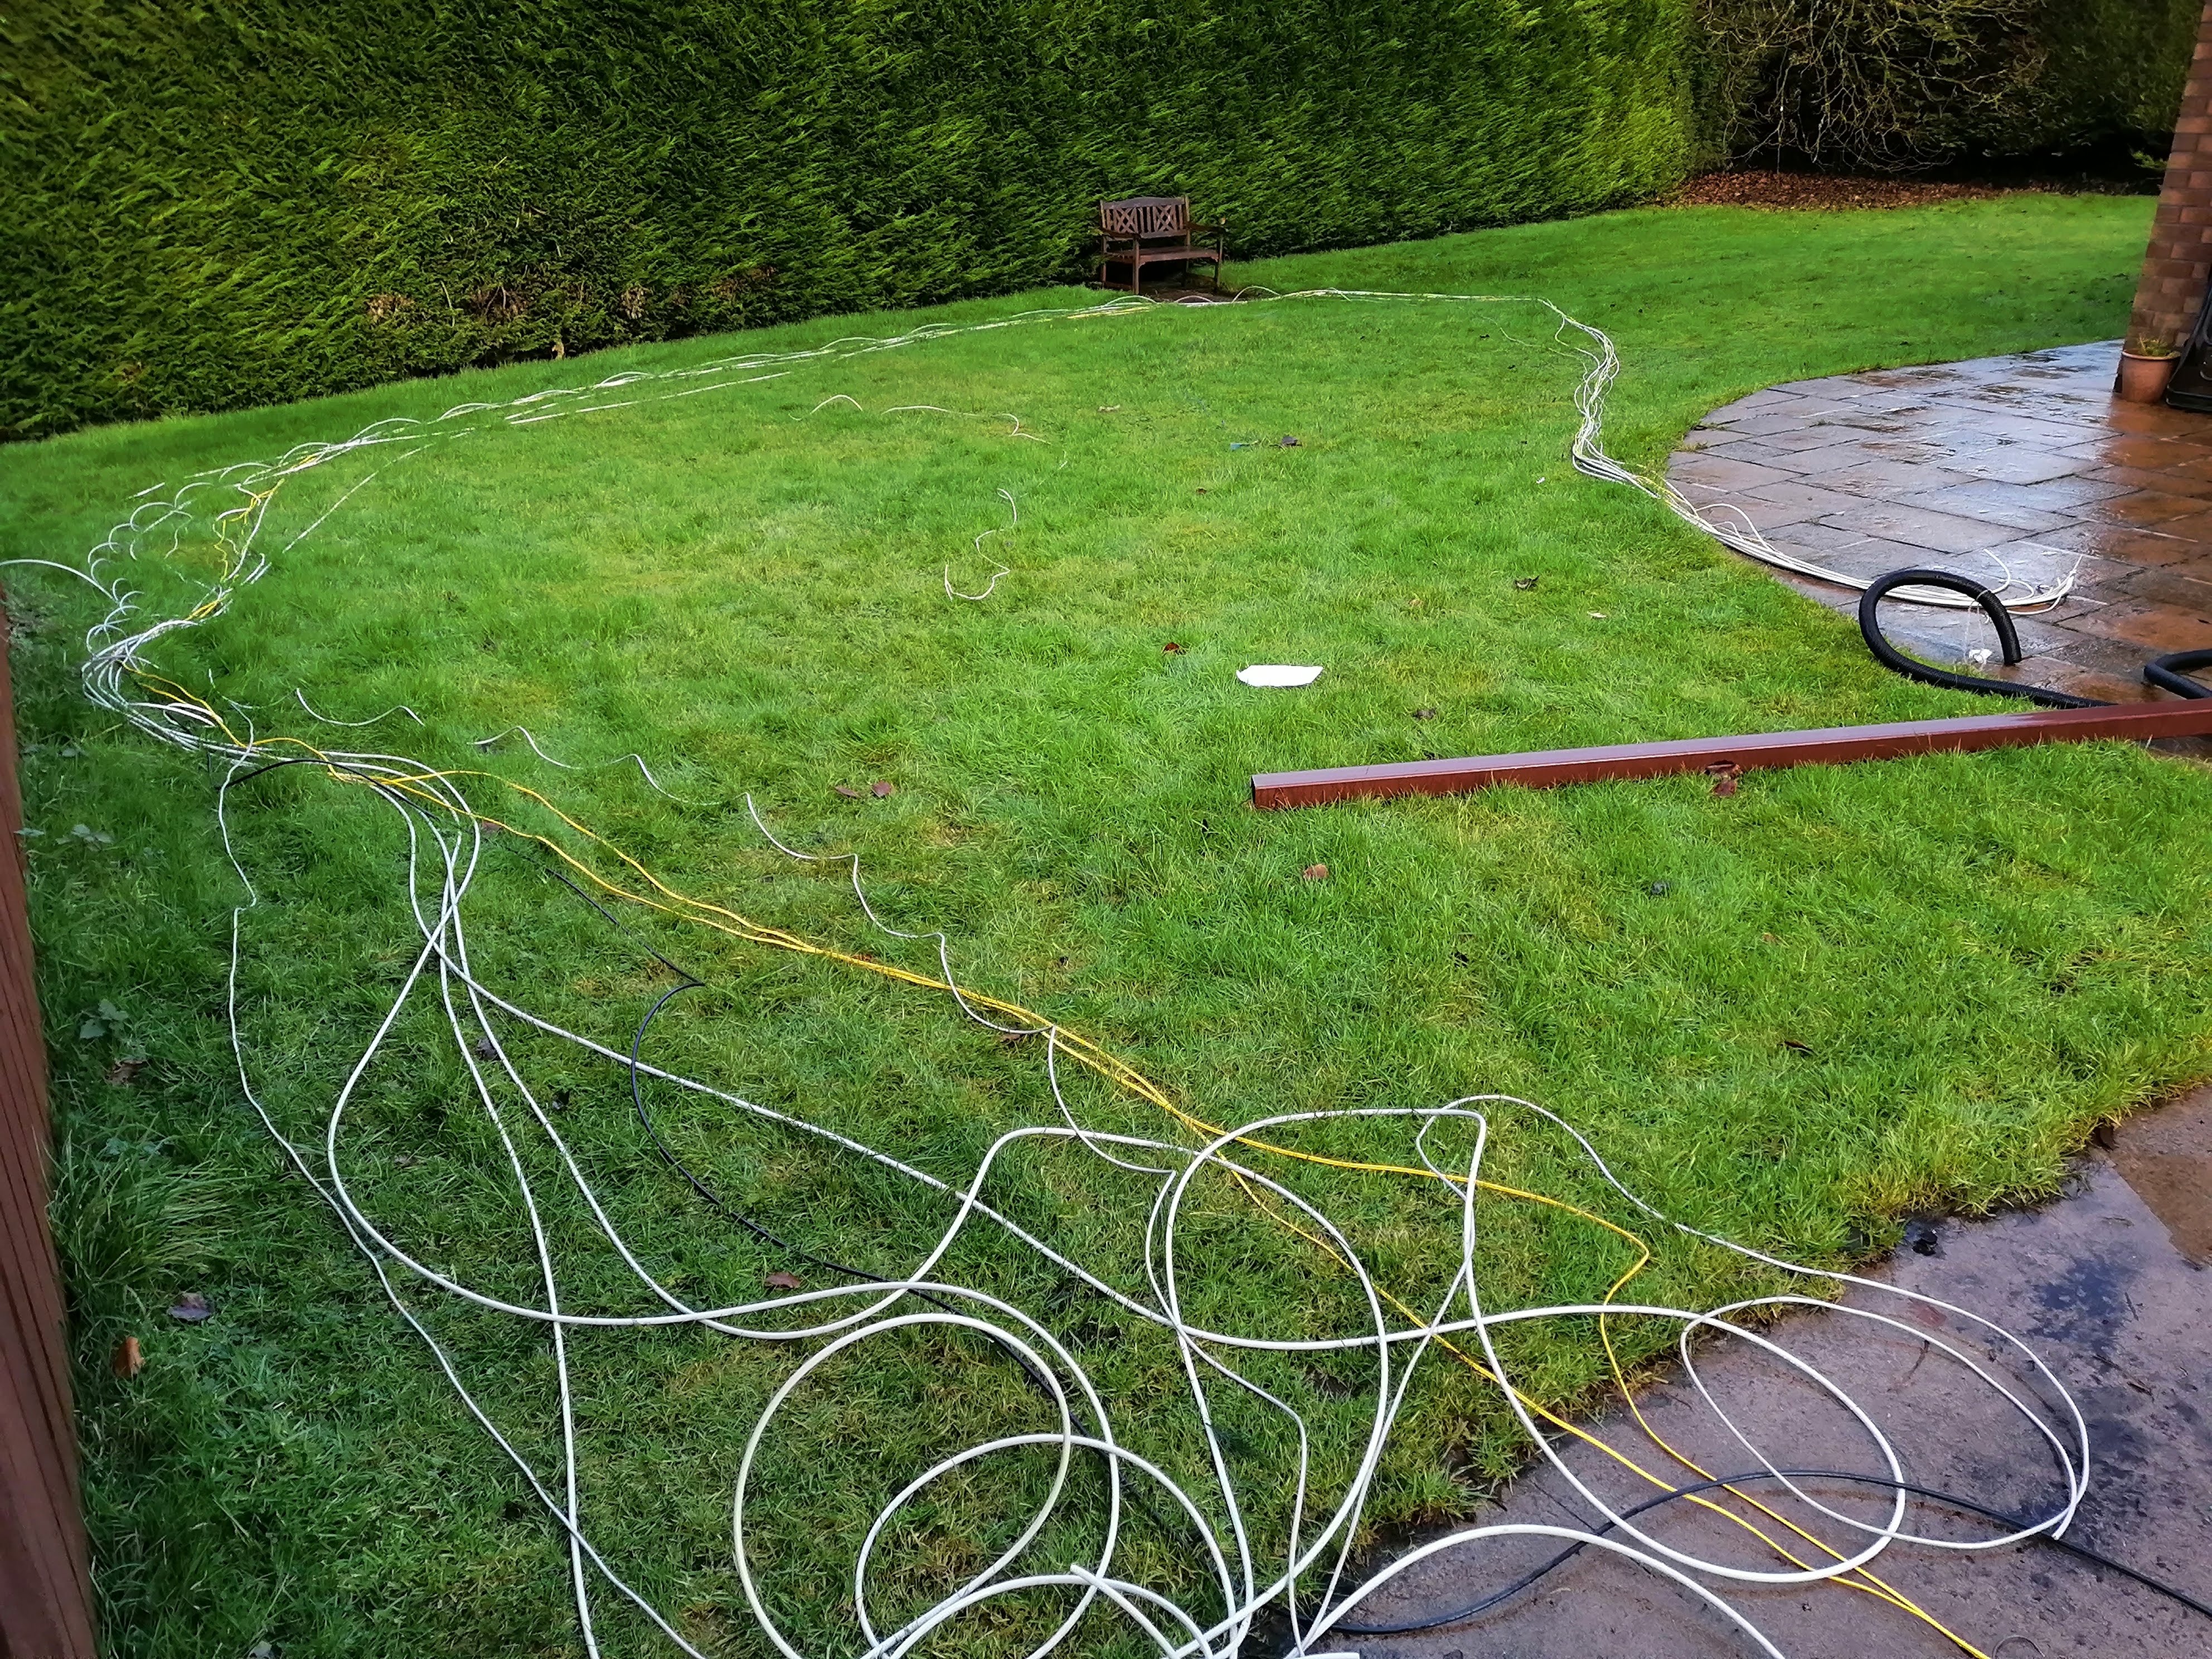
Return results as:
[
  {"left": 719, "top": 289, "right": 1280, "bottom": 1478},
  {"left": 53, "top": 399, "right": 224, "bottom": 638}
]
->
[{"left": 2132, "top": 2, "right": 2212, "bottom": 351}]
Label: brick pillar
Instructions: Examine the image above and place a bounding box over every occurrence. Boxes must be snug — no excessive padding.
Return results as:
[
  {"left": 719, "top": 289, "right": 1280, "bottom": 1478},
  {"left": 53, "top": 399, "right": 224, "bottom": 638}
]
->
[{"left": 2130, "top": 2, "right": 2212, "bottom": 352}]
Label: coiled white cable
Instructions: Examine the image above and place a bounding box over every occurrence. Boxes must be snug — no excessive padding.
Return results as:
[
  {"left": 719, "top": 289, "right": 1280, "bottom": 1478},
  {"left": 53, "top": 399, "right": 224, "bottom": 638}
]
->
[
  {"left": 211, "top": 757, "right": 2087, "bottom": 1659},
  {"left": 15, "top": 292, "right": 2102, "bottom": 1659}
]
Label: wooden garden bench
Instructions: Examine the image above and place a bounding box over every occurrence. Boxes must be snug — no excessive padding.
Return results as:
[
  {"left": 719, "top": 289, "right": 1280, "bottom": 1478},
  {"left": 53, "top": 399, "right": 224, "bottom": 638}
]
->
[{"left": 1096, "top": 196, "right": 1225, "bottom": 295}]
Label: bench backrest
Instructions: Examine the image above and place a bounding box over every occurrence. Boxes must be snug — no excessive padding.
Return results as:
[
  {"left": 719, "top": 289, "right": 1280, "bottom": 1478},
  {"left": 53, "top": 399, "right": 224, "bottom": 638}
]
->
[{"left": 1099, "top": 196, "right": 1189, "bottom": 240}]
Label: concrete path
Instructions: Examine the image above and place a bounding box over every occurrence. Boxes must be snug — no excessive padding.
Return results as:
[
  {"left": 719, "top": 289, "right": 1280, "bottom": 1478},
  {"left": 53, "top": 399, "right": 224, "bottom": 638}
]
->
[{"left": 1343, "top": 1090, "right": 2212, "bottom": 1658}]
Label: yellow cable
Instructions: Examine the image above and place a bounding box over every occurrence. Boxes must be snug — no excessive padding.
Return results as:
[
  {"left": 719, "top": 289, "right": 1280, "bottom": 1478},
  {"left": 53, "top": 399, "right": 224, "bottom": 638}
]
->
[
  {"left": 1234, "top": 1171, "right": 1986, "bottom": 1653},
  {"left": 175, "top": 690, "right": 1985, "bottom": 1650},
  {"left": 468, "top": 782, "right": 1988, "bottom": 1652}
]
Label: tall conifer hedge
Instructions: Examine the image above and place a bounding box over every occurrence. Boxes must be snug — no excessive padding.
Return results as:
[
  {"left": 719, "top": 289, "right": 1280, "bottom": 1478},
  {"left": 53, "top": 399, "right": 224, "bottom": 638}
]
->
[
  {"left": 1, "top": 0, "right": 1698, "bottom": 438},
  {"left": 7, "top": 2, "right": 2197, "bottom": 440}
]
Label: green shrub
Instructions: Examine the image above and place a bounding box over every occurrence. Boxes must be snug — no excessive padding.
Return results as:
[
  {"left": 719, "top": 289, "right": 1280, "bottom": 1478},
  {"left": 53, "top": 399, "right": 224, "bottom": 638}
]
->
[
  {"left": 8, "top": 2, "right": 2197, "bottom": 442},
  {"left": 0, "top": 0, "right": 1699, "bottom": 439},
  {"left": 1696, "top": 0, "right": 2200, "bottom": 169}
]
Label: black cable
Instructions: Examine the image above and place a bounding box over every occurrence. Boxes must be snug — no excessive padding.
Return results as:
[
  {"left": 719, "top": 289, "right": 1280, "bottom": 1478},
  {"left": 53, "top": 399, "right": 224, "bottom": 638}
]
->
[
  {"left": 620, "top": 977, "right": 877, "bottom": 1275},
  {"left": 1337, "top": 1466, "right": 2212, "bottom": 1636},
  {"left": 228, "top": 764, "right": 933, "bottom": 1318},
  {"left": 608, "top": 906, "right": 1074, "bottom": 1404},
  {"left": 540, "top": 864, "right": 699, "bottom": 982},
  {"left": 618, "top": 956, "right": 948, "bottom": 1292},
  {"left": 227, "top": 761, "right": 1010, "bottom": 1341},
  {"left": 230, "top": 781, "right": 1086, "bottom": 1417},
  {"left": 225, "top": 752, "right": 401, "bottom": 790},
  {"left": 1856, "top": 569, "right": 2104, "bottom": 709},
  {"left": 235, "top": 756, "right": 1345, "bottom": 1565},
  {"left": 221, "top": 769, "right": 989, "bottom": 1341},
  {"left": 610, "top": 929, "right": 1212, "bottom": 1557}
]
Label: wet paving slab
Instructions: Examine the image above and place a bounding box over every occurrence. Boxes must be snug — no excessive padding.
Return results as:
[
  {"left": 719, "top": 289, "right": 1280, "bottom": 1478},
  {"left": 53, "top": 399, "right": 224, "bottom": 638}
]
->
[
  {"left": 1314, "top": 348, "right": 2212, "bottom": 1657},
  {"left": 1341, "top": 1086, "right": 2212, "bottom": 1657},
  {"left": 1668, "top": 341, "right": 2212, "bottom": 705}
]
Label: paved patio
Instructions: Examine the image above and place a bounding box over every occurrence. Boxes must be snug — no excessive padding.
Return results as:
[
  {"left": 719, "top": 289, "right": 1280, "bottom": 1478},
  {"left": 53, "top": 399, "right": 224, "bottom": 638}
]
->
[
  {"left": 1356, "top": 1088, "right": 2212, "bottom": 1658},
  {"left": 1668, "top": 341, "right": 2212, "bottom": 703},
  {"left": 1326, "top": 350, "right": 2212, "bottom": 1657}
]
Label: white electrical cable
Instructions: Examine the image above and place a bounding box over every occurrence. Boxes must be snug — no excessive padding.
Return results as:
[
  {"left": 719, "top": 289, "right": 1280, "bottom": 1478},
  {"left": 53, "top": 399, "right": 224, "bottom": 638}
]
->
[
  {"left": 22, "top": 292, "right": 2103, "bottom": 1659},
  {"left": 210, "top": 736, "right": 2093, "bottom": 1658},
  {"left": 470, "top": 726, "right": 706, "bottom": 804},
  {"left": 945, "top": 489, "right": 1018, "bottom": 600},
  {"left": 294, "top": 687, "right": 424, "bottom": 728},
  {"left": 474, "top": 724, "right": 580, "bottom": 768},
  {"left": 17, "top": 287, "right": 2064, "bottom": 671},
  {"left": 1221, "top": 285, "right": 2073, "bottom": 612}
]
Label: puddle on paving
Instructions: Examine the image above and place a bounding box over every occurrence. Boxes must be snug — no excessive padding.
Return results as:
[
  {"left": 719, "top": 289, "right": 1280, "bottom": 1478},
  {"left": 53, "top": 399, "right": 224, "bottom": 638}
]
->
[{"left": 2109, "top": 1085, "right": 2212, "bottom": 1267}]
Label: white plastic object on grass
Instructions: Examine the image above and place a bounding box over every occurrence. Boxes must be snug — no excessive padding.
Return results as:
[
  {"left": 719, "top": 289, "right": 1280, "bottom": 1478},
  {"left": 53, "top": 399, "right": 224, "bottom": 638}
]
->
[{"left": 1237, "top": 664, "right": 1324, "bottom": 687}]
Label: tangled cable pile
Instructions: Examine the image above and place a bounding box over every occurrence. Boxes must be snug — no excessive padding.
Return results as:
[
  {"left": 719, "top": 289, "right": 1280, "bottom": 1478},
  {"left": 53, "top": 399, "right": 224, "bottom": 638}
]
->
[{"left": 17, "top": 292, "right": 2124, "bottom": 1658}]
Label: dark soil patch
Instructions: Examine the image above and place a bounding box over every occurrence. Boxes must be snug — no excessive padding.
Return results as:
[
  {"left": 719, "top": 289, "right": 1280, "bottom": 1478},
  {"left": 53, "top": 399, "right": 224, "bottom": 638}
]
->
[
  {"left": 1670, "top": 171, "right": 2015, "bottom": 210},
  {"left": 1669, "top": 159, "right": 2162, "bottom": 210}
]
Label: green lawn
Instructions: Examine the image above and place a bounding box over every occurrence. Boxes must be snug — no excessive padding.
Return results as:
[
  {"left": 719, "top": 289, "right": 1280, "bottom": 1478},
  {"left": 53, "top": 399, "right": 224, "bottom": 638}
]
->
[{"left": 4, "top": 192, "right": 2206, "bottom": 1659}]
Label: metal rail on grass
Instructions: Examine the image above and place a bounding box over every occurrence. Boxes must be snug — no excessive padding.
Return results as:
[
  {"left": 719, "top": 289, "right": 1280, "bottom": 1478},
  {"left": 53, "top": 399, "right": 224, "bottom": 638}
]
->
[{"left": 1251, "top": 700, "right": 2212, "bottom": 809}]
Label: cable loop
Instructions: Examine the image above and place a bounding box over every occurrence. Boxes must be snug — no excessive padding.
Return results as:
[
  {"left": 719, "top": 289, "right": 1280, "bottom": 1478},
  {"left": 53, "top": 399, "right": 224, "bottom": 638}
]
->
[
  {"left": 22, "top": 292, "right": 2185, "bottom": 1659},
  {"left": 1856, "top": 567, "right": 2103, "bottom": 709}
]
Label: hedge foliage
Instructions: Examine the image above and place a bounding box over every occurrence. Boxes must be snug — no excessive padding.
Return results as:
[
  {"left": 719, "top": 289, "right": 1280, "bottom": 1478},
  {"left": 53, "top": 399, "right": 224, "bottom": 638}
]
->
[
  {"left": 1, "top": 0, "right": 1699, "bottom": 439},
  {"left": 8, "top": 2, "right": 2200, "bottom": 440},
  {"left": 1696, "top": 0, "right": 2201, "bottom": 171}
]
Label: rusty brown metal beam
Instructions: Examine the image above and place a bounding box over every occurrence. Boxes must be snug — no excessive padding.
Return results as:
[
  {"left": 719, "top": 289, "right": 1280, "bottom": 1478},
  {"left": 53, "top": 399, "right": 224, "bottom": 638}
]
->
[{"left": 1251, "top": 700, "right": 2212, "bottom": 809}]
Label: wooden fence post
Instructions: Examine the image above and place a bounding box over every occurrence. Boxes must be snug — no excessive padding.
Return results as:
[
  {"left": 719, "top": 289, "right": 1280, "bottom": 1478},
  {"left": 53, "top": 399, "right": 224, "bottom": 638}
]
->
[{"left": 0, "top": 596, "right": 97, "bottom": 1659}]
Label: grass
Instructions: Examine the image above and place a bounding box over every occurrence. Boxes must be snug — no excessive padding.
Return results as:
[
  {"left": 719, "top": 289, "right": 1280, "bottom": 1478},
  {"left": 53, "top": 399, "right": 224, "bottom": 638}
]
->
[{"left": 4, "top": 191, "right": 2209, "bottom": 1658}]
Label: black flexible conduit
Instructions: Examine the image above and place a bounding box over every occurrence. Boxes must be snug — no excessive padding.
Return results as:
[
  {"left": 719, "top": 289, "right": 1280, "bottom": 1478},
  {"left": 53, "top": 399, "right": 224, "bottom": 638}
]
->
[
  {"left": 2145, "top": 646, "right": 2212, "bottom": 700},
  {"left": 1856, "top": 569, "right": 2104, "bottom": 707},
  {"left": 1857, "top": 567, "right": 2212, "bottom": 707},
  {"left": 1336, "top": 1466, "right": 2212, "bottom": 1636}
]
